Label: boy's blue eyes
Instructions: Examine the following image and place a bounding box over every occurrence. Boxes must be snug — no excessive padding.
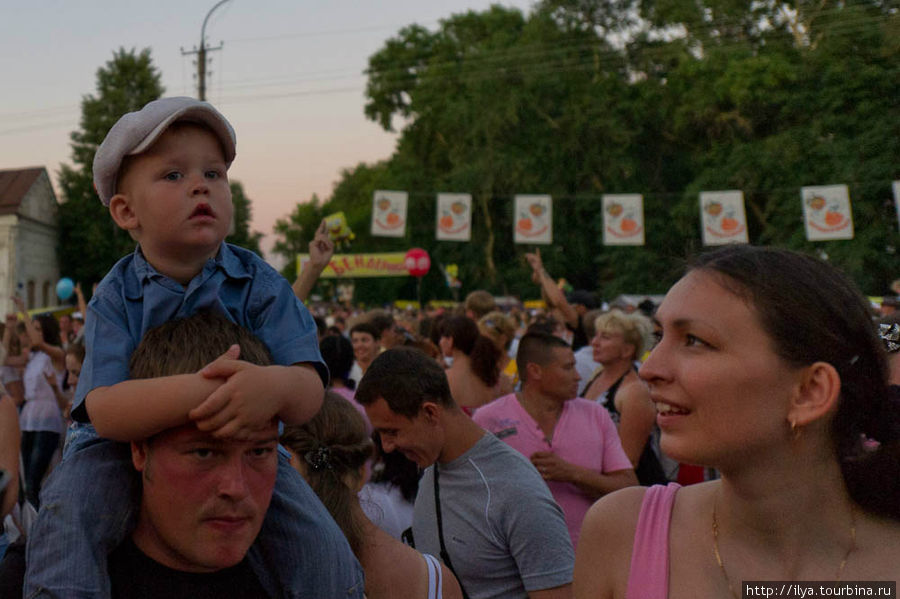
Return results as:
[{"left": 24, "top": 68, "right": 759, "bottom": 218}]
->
[{"left": 162, "top": 170, "right": 223, "bottom": 181}]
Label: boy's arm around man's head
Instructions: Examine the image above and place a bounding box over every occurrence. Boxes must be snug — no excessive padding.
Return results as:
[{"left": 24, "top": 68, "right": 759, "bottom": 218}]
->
[
  {"left": 85, "top": 370, "right": 227, "bottom": 441},
  {"left": 191, "top": 356, "right": 324, "bottom": 436}
]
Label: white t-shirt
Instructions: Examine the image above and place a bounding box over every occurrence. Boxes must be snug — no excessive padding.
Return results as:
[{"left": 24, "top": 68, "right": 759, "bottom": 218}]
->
[{"left": 19, "top": 350, "right": 64, "bottom": 434}]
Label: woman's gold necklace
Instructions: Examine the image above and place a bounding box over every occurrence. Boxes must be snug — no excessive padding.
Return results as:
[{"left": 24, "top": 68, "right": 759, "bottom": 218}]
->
[{"left": 712, "top": 495, "right": 857, "bottom": 599}]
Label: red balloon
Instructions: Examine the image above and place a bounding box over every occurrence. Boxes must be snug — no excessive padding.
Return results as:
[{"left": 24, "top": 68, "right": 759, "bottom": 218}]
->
[{"left": 404, "top": 248, "right": 431, "bottom": 277}]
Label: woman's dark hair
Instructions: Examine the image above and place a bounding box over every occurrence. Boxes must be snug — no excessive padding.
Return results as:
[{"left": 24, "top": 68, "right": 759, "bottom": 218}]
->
[
  {"left": 691, "top": 245, "right": 899, "bottom": 519},
  {"left": 424, "top": 313, "right": 446, "bottom": 348},
  {"left": 320, "top": 334, "right": 355, "bottom": 390},
  {"left": 35, "top": 314, "right": 61, "bottom": 347},
  {"left": 439, "top": 315, "right": 500, "bottom": 387},
  {"left": 280, "top": 392, "right": 374, "bottom": 557},
  {"left": 370, "top": 431, "right": 421, "bottom": 503}
]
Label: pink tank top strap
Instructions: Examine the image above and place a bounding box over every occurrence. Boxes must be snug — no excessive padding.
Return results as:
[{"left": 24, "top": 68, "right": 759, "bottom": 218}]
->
[{"left": 625, "top": 483, "right": 681, "bottom": 599}]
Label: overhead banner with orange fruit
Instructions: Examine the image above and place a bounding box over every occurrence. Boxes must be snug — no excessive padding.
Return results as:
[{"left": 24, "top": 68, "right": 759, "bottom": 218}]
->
[
  {"left": 801, "top": 184, "right": 854, "bottom": 241},
  {"left": 700, "top": 190, "right": 748, "bottom": 245},
  {"left": 436, "top": 193, "right": 472, "bottom": 241},
  {"left": 603, "top": 194, "right": 645, "bottom": 245},
  {"left": 514, "top": 195, "right": 553, "bottom": 244},
  {"left": 371, "top": 190, "right": 408, "bottom": 238}
]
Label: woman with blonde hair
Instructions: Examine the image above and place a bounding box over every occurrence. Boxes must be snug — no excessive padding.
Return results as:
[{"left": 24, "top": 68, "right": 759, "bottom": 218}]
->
[
  {"left": 575, "top": 246, "right": 900, "bottom": 598},
  {"left": 582, "top": 310, "right": 668, "bottom": 485},
  {"left": 282, "top": 392, "right": 463, "bottom": 599}
]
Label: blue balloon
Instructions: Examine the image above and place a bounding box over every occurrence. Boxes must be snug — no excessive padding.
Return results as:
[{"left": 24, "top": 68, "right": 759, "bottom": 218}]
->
[{"left": 56, "top": 278, "right": 74, "bottom": 301}]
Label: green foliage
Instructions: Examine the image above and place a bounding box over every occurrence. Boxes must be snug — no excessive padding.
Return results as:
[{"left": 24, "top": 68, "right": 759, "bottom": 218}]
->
[
  {"left": 57, "top": 48, "right": 164, "bottom": 287},
  {"left": 272, "top": 0, "right": 900, "bottom": 303},
  {"left": 226, "top": 181, "right": 263, "bottom": 256}
]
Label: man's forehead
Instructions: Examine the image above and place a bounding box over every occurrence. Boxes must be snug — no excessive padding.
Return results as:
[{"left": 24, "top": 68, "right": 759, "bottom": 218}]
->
[
  {"left": 153, "top": 424, "right": 278, "bottom": 447},
  {"left": 366, "top": 396, "right": 416, "bottom": 423},
  {"left": 551, "top": 346, "right": 575, "bottom": 363}
]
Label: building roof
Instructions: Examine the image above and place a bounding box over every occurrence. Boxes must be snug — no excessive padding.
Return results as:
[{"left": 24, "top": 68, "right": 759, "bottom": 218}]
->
[{"left": 0, "top": 167, "right": 46, "bottom": 216}]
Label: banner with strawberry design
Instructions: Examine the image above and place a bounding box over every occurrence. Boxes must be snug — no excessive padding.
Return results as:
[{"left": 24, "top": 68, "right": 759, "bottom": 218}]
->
[
  {"left": 602, "top": 194, "right": 645, "bottom": 245},
  {"left": 801, "top": 184, "right": 854, "bottom": 241},
  {"left": 893, "top": 181, "right": 900, "bottom": 232},
  {"left": 371, "top": 190, "right": 408, "bottom": 238},
  {"left": 435, "top": 193, "right": 472, "bottom": 241},
  {"left": 514, "top": 195, "right": 553, "bottom": 244},
  {"left": 699, "top": 190, "right": 749, "bottom": 245}
]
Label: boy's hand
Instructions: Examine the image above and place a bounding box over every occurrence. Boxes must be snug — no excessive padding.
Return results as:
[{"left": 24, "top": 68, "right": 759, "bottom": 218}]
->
[{"left": 190, "top": 346, "right": 288, "bottom": 438}]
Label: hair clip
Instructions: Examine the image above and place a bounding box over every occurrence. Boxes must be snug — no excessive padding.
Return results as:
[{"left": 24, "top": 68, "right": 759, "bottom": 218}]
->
[
  {"left": 879, "top": 323, "right": 900, "bottom": 353},
  {"left": 304, "top": 446, "right": 333, "bottom": 471}
]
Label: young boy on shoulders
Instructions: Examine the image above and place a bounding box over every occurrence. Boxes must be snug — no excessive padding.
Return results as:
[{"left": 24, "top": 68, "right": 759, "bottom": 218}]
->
[{"left": 25, "top": 97, "right": 360, "bottom": 598}]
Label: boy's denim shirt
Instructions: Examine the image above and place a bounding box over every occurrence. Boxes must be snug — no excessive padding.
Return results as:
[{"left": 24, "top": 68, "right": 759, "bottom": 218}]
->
[{"left": 71, "top": 242, "right": 327, "bottom": 425}]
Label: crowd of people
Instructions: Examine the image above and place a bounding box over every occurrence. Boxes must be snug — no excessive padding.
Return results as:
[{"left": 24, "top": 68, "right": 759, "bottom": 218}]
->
[{"left": 0, "top": 96, "right": 898, "bottom": 598}]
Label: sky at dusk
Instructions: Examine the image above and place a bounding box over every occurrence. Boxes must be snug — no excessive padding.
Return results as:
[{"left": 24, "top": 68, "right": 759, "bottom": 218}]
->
[{"left": 0, "top": 0, "right": 534, "bottom": 266}]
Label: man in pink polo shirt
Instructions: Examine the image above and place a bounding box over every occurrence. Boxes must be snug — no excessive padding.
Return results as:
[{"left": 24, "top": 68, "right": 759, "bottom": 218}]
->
[{"left": 473, "top": 331, "right": 637, "bottom": 548}]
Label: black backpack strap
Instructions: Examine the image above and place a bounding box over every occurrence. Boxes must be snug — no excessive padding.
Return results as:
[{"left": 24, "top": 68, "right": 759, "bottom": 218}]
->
[{"left": 433, "top": 465, "right": 470, "bottom": 599}]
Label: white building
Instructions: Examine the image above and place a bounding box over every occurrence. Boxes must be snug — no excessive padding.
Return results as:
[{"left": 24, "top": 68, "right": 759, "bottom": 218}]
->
[{"left": 0, "top": 167, "right": 60, "bottom": 315}]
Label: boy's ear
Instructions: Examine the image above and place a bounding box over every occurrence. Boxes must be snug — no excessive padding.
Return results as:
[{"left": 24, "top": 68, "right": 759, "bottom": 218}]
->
[{"left": 108, "top": 194, "right": 139, "bottom": 231}]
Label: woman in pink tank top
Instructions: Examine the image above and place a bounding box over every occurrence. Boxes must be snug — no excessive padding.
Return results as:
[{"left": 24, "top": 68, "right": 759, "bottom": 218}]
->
[{"left": 574, "top": 246, "right": 900, "bottom": 598}]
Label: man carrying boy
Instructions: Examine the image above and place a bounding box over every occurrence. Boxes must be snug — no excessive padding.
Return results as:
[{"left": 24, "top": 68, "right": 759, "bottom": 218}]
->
[{"left": 26, "top": 97, "right": 361, "bottom": 598}]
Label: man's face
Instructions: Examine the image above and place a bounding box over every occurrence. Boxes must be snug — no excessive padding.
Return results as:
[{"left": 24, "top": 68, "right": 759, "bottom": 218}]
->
[
  {"left": 351, "top": 331, "right": 377, "bottom": 365},
  {"left": 365, "top": 397, "right": 443, "bottom": 467},
  {"left": 130, "top": 424, "right": 278, "bottom": 573},
  {"left": 113, "top": 124, "right": 233, "bottom": 268},
  {"left": 59, "top": 315, "right": 72, "bottom": 333},
  {"left": 534, "top": 346, "right": 581, "bottom": 401}
]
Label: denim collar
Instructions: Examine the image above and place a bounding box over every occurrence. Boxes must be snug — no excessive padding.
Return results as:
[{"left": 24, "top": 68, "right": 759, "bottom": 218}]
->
[{"left": 123, "top": 243, "right": 252, "bottom": 300}]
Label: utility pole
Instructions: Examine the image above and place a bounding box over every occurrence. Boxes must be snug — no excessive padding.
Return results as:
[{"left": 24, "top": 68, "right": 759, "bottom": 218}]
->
[{"left": 181, "top": 0, "right": 232, "bottom": 101}]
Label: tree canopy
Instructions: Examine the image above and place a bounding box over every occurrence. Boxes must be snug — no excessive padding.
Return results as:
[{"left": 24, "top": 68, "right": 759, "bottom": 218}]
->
[{"left": 272, "top": 0, "right": 900, "bottom": 303}]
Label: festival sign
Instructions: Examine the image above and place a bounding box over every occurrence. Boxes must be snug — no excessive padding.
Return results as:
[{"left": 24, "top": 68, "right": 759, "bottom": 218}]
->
[
  {"left": 436, "top": 193, "right": 472, "bottom": 241},
  {"left": 371, "top": 190, "right": 408, "bottom": 238},
  {"left": 699, "top": 190, "right": 749, "bottom": 245},
  {"left": 296, "top": 253, "right": 410, "bottom": 278},
  {"left": 893, "top": 181, "right": 900, "bottom": 232},
  {"left": 514, "top": 195, "right": 553, "bottom": 244},
  {"left": 602, "top": 194, "right": 645, "bottom": 246},
  {"left": 801, "top": 184, "right": 854, "bottom": 241}
]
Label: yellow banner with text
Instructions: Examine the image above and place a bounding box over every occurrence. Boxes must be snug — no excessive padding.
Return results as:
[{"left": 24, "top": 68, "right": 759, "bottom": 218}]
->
[{"left": 297, "top": 253, "right": 410, "bottom": 278}]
